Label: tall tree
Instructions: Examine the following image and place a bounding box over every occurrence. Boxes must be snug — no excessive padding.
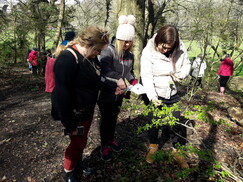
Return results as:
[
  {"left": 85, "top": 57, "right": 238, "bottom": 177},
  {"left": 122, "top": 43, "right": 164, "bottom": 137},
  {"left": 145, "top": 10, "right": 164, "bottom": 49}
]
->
[
  {"left": 51, "top": 0, "right": 65, "bottom": 51},
  {"left": 115, "top": 0, "right": 145, "bottom": 74},
  {"left": 104, "top": 0, "right": 112, "bottom": 27},
  {"left": 144, "top": 0, "right": 170, "bottom": 45}
]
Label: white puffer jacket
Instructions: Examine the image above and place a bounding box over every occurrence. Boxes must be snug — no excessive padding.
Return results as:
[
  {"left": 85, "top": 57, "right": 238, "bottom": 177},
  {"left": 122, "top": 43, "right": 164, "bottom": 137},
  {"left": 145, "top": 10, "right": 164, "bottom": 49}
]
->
[
  {"left": 140, "top": 34, "right": 191, "bottom": 100},
  {"left": 191, "top": 57, "right": 207, "bottom": 77}
]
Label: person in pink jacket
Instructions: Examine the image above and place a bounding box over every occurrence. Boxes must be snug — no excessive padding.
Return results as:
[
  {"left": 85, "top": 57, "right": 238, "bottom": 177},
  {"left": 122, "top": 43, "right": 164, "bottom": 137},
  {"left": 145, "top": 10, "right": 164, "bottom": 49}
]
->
[
  {"left": 28, "top": 48, "right": 39, "bottom": 74},
  {"left": 217, "top": 54, "right": 234, "bottom": 94}
]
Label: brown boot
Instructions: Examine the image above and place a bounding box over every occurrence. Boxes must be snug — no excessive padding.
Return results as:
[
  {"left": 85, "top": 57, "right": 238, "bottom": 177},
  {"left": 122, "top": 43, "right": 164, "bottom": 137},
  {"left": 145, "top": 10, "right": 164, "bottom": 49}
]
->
[
  {"left": 146, "top": 144, "right": 158, "bottom": 164},
  {"left": 172, "top": 148, "right": 189, "bottom": 169}
]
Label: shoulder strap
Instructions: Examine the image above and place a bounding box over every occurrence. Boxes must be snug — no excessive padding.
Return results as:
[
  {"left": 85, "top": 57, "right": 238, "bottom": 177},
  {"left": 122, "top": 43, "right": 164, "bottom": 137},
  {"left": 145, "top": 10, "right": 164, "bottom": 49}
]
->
[{"left": 66, "top": 48, "right": 78, "bottom": 64}]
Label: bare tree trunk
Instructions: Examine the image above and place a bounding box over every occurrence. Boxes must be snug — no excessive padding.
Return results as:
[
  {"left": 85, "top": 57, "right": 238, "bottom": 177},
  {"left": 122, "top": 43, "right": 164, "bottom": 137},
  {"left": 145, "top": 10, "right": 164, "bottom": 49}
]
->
[
  {"left": 51, "top": 0, "right": 65, "bottom": 52},
  {"left": 13, "top": 15, "right": 17, "bottom": 64},
  {"left": 104, "top": 0, "right": 112, "bottom": 27},
  {"left": 115, "top": 0, "right": 145, "bottom": 76},
  {"left": 144, "top": 0, "right": 168, "bottom": 47}
]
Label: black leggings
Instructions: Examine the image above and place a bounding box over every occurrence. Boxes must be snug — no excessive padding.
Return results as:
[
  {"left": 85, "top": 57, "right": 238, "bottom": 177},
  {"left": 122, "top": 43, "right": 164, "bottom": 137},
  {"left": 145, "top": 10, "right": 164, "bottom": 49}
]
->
[
  {"left": 191, "top": 77, "right": 203, "bottom": 88},
  {"left": 148, "top": 104, "right": 187, "bottom": 148},
  {"left": 98, "top": 99, "right": 123, "bottom": 146},
  {"left": 219, "top": 75, "right": 230, "bottom": 87},
  {"left": 32, "top": 66, "right": 38, "bottom": 74}
]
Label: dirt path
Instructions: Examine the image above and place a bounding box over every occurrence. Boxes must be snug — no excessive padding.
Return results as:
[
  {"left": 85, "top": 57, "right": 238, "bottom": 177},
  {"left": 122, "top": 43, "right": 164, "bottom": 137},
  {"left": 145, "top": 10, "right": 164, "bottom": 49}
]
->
[{"left": 0, "top": 66, "right": 242, "bottom": 182}]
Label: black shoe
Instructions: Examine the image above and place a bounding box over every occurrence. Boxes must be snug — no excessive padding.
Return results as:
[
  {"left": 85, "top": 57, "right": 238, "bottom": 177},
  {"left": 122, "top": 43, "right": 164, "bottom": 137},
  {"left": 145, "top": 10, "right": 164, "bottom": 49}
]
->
[
  {"left": 108, "top": 140, "right": 123, "bottom": 152},
  {"left": 74, "top": 161, "right": 96, "bottom": 176},
  {"left": 83, "top": 167, "right": 96, "bottom": 176},
  {"left": 100, "top": 146, "right": 112, "bottom": 161},
  {"left": 62, "top": 170, "right": 78, "bottom": 182}
]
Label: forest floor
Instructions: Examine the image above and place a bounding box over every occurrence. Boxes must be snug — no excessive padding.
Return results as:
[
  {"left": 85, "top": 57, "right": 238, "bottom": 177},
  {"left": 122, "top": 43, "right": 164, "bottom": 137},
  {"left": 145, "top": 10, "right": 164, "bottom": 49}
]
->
[{"left": 0, "top": 65, "right": 242, "bottom": 182}]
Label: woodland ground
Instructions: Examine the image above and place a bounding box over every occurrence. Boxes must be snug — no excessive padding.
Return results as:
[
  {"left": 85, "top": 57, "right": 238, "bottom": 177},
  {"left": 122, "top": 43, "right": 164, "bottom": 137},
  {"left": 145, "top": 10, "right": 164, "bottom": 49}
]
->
[{"left": 0, "top": 64, "right": 242, "bottom": 182}]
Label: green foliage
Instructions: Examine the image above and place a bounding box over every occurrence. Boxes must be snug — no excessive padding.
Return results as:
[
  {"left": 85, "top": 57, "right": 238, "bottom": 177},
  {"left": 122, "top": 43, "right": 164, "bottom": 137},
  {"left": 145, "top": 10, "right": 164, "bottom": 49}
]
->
[
  {"left": 175, "top": 168, "right": 194, "bottom": 179},
  {"left": 137, "top": 103, "right": 180, "bottom": 134},
  {"left": 0, "top": 39, "right": 16, "bottom": 65},
  {"left": 121, "top": 96, "right": 236, "bottom": 181}
]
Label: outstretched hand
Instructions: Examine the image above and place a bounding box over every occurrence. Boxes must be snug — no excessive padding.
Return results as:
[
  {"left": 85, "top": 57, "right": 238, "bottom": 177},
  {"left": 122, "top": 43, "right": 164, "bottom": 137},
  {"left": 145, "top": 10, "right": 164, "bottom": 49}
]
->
[
  {"left": 117, "top": 78, "right": 126, "bottom": 90},
  {"left": 171, "top": 73, "right": 183, "bottom": 82},
  {"left": 152, "top": 98, "right": 161, "bottom": 106},
  {"left": 115, "top": 87, "right": 125, "bottom": 95}
]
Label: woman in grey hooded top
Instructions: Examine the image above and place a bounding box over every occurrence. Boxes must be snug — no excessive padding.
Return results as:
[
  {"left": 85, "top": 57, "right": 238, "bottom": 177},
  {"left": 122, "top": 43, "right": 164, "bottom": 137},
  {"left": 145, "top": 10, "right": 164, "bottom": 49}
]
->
[{"left": 98, "top": 15, "right": 138, "bottom": 161}]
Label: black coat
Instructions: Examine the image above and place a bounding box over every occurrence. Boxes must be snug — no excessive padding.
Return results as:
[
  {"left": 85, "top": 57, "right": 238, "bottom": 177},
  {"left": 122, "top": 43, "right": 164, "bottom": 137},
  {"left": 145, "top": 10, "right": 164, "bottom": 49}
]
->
[{"left": 52, "top": 46, "right": 101, "bottom": 132}]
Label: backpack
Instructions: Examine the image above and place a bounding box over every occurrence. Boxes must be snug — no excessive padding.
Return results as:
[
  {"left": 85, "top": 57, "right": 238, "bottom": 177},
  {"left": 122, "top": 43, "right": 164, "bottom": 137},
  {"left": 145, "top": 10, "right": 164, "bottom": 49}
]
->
[{"left": 45, "top": 48, "right": 78, "bottom": 93}]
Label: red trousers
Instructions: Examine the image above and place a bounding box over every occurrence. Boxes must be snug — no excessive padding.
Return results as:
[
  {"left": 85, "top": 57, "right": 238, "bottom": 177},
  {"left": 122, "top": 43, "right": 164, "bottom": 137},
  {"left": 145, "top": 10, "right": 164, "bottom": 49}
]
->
[{"left": 64, "top": 117, "right": 93, "bottom": 170}]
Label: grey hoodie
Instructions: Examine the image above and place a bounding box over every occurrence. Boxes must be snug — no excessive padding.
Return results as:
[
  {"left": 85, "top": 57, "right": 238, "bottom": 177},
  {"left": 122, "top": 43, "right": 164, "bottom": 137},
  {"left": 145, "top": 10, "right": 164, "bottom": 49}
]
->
[{"left": 98, "top": 44, "right": 136, "bottom": 102}]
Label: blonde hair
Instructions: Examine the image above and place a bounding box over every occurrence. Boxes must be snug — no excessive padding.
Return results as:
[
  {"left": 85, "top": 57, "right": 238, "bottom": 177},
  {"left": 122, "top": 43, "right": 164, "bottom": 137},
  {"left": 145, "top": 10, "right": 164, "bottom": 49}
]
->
[
  {"left": 115, "top": 39, "right": 133, "bottom": 58},
  {"left": 53, "top": 26, "right": 109, "bottom": 57},
  {"left": 53, "top": 44, "right": 66, "bottom": 57}
]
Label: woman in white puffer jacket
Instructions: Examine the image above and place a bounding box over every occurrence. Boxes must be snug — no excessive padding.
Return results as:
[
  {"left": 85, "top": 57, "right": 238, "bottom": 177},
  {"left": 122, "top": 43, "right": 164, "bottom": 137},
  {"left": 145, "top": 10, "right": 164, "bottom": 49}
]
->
[{"left": 140, "top": 25, "right": 191, "bottom": 167}]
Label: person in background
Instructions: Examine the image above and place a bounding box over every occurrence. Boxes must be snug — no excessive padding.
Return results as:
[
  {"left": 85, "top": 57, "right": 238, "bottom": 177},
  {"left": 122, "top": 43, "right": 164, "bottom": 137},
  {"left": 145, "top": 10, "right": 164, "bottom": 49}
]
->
[
  {"left": 190, "top": 54, "right": 207, "bottom": 88},
  {"left": 61, "top": 31, "right": 76, "bottom": 46},
  {"left": 52, "top": 31, "right": 76, "bottom": 58},
  {"left": 28, "top": 48, "right": 38, "bottom": 74},
  {"left": 46, "top": 49, "right": 52, "bottom": 58},
  {"left": 98, "top": 15, "right": 138, "bottom": 161},
  {"left": 26, "top": 49, "right": 32, "bottom": 72},
  {"left": 140, "top": 25, "right": 191, "bottom": 168},
  {"left": 217, "top": 54, "right": 234, "bottom": 94},
  {"left": 39, "top": 46, "right": 47, "bottom": 76},
  {"left": 52, "top": 26, "right": 109, "bottom": 182}
]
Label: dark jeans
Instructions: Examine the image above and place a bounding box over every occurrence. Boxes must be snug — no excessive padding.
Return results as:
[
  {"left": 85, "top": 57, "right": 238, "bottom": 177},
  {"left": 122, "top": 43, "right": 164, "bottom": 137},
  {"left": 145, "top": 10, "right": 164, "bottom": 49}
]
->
[
  {"left": 148, "top": 103, "right": 187, "bottom": 148},
  {"left": 32, "top": 66, "right": 38, "bottom": 74},
  {"left": 191, "top": 76, "right": 203, "bottom": 88},
  {"left": 98, "top": 99, "right": 123, "bottom": 146}
]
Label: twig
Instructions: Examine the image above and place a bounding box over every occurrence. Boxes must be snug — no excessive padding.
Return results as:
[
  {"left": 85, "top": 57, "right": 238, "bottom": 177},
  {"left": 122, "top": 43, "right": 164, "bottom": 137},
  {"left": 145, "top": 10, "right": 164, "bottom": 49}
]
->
[{"left": 220, "top": 162, "right": 243, "bottom": 182}]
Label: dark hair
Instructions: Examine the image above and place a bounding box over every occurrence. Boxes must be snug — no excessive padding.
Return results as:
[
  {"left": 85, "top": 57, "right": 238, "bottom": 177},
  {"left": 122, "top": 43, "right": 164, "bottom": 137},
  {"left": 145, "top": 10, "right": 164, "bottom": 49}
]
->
[
  {"left": 155, "top": 25, "right": 180, "bottom": 50},
  {"left": 111, "top": 36, "right": 116, "bottom": 45},
  {"left": 64, "top": 31, "right": 75, "bottom": 41}
]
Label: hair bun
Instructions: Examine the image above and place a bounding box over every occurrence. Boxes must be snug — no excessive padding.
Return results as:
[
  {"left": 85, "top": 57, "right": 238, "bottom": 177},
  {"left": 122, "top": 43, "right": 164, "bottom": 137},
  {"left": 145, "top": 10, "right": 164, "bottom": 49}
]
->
[{"left": 118, "top": 15, "right": 136, "bottom": 25}]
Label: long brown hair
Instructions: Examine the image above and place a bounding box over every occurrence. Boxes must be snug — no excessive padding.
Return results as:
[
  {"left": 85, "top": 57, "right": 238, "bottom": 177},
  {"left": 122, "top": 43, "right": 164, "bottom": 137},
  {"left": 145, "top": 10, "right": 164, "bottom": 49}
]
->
[
  {"left": 74, "top": 26, "right": 109, "bottom": 48},
  {"left": 155, "top": 25, "right": 180, "bottom": 72},
  {"left": 54, "top": 26, "right": 109, "bottom": 57},
  {"left": 154, "top": 25, "right": 179, "bottom": 50}
]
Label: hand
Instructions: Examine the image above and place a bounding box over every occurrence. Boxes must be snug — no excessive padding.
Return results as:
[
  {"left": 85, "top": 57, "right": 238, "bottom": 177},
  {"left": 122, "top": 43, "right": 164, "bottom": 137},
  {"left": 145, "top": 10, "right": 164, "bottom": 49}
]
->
[
  {"left": 115, "top": 87, "right": 125, "bottom": 95},
  {"left": 152, "top": 98, "right": 161, "bottom": 106},
  {"left": 171, "top": 74, "right": 182, "bottom": 82},
  {"left": 65, "top": 130, "right": 78, "bottom": 136},
  {"left": 117, "top": 78, "right": 126, "bottom": 90}
]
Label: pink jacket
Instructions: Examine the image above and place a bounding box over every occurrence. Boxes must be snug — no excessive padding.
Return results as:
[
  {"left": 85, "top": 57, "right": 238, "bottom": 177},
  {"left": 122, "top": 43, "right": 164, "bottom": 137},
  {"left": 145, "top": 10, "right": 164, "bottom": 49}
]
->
[
  {"left": 217, "top": 58, "right": 234, "bottom": 76},
  {"left": 28, "top": 50, "right": 38, "bottom": 66},
  {"left": 45, "top": 57, "right": 56, "bottom": 93}
]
